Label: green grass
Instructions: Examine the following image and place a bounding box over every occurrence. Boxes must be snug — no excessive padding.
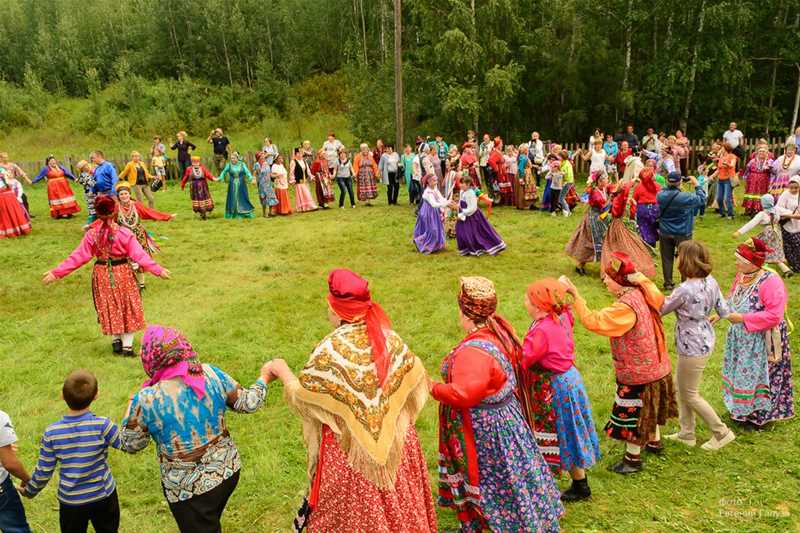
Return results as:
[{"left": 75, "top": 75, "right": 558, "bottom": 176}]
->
[{"left": 2, "top": 182, "right": 799, "bottom": 533}]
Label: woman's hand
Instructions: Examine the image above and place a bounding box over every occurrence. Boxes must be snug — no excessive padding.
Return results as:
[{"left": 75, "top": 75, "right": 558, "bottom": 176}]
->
[
  {"left": 732, "top": 231, "right": 741, "bottom": 238},
  {"left": 626, "top": 272, "right": 647, "bottom": 285},
  {"left": 42, "top": 271, "right": 57, "bottom": 284},
  {"left": 159, "top": 269, "right": 172, "bottom": 280},
  {"left": 726, "top": 312, "right": 744, "bottom": 324},
  {"left": 558, "top": 275, "right": 578, "bottom": 296}
]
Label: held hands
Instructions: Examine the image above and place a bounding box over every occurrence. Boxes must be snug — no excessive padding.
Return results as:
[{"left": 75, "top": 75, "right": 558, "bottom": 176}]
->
[
  {"left": 17, "top": 482, "right": 30, "bottom": 498},
  {"left": 558, "top": 275, "right": 578, "bottom": 296},
  {"left": 42, "top": 271, "right": 57, "bottom": 284},
  {"left": 726, "top": 312, "right": 744, "bottom": 324}
]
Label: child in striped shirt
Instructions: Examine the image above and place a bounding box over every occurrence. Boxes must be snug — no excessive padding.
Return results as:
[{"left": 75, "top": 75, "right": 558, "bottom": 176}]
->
[{"left": 21, "top": 370, "right": 122, "bottom": 533}]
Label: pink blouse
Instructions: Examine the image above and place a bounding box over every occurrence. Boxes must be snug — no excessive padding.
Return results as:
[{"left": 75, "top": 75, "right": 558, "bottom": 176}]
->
[
  {"left": 522, "top": 311, "right": 576, "bottom": 373},
  {"left": 734, "top": 273, "right": 788, "bottom": 333},
  {"left": 52, "top": 224, "right": 164, "bottom": 279}
]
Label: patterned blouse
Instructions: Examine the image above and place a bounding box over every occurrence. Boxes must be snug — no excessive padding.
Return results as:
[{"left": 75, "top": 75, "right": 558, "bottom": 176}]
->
[
  {"left": 661, "top": 276, "right": 730, "bottom": 357},
  {"left": 121, "top": 364, "right": 267, "bottom": 502}
]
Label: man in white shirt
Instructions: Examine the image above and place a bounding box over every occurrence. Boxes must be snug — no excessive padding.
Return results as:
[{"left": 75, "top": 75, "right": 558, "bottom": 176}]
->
[
  {"left": 722, "top": 122, "right": 745, "bottom": 159},
  {"left": 642, "top": 127, "right": 660, "bottom": 153},
  {"left": 0, "top": 410, "right": 32, "bottom": 532},
  {"left": 529, "top": 131, "right": 545, "bottom": 163},
  {"left": 322, "top": 132, "right": 344, "bottom": 173}
]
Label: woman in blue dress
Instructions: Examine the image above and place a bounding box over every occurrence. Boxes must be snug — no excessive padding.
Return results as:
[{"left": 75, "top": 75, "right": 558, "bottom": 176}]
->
[
  {"left": 219, "top": 151, "right": 256, "bottom": 219},
  {"left": 253, "top": 151, "right": 278, "bottom": 218}
]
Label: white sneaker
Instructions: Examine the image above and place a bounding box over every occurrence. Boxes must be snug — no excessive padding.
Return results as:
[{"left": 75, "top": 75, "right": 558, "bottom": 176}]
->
[
  {"left": 550, "top": 212, "right": 556, "bottom": 217},
  {"left": 701, "top": 431, "right": 735, "bottom": 451},
  {"left": 664, "top": 432, "right": 696, "bottom": 447},
  {"left": 563, "top": 211, "right": 571, "bottom": 217}
]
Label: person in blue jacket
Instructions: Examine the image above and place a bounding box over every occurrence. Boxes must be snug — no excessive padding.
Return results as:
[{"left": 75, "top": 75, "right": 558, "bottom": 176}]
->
[{"left": 657, "top": 171, "right": 706, "bottom": 291}]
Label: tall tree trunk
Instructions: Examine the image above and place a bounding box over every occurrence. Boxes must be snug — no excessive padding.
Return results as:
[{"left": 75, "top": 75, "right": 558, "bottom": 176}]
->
[
  {"left": 359, "top": 0, "right": 369, "bottom": 65},
  {"left": 394, "top": 0, "right": 404, "bottom": 147},
  {"left": 266, "top": 16, "right": 274, "bottom": 65},
  {"left": 652, "top": 9, "right": 658, "bottom": 61},
  {"left": 681, "top": 0, "right": 705, "bottom": 133},
  {"left": 766, "top": 59, "right": 778, "bottom": 135},
  {"left": 665, "top": 12, "right": 674, "bottom": 50},
  {"left": 380, "top": 0, "right": 386, "bottom": 63},
  {"left": 471, "top": 0, "right": 478, "bottom": 133},
  {"left": 221, "top": 31, "right": 234, "bottom": 87},
  {"left": 792, "top": 63, "right": 800, "bottom": 132},
  {"left": 621, "top": 0, "right": 633, "bottom": 95}
]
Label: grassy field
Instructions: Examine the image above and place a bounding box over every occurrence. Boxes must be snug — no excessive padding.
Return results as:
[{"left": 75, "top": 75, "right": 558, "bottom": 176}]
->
[{"left": 1, "top": 181, "right": 798, "bottom": 533}]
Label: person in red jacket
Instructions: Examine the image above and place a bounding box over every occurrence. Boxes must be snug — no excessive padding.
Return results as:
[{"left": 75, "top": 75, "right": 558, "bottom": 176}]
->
[
  {"left": 486, "top": 137, "right": 505, "bottom": 201},
  {"left": 560, "top": 253, "right": 677, "bottom": 474},
  {"left": 630, "top": 165, "right": 661, "bottom": 246}
]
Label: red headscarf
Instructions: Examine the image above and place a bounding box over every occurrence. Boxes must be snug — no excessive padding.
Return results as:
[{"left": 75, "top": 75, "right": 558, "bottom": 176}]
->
[
  {"left": 327, "top": 269, "right": 392, "bottom": 385},
  {"left": 736, "top": 238, "right": 772, "bottom": 269},
  {"left": 604, "top": 251, "right": 638, "bottom": 287},
  {"left": 638, "top": 167, "right": 658, "bottom": 195}
]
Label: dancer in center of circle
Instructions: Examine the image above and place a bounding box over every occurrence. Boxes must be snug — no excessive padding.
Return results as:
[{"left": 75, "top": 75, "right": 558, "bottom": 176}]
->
[
  {"left": 454, "top": 175, "right": 506, "bottom": 256},
  {"left": 565, "top": 171, "right": 611, "bottom": 275},
  {"left": 32, "top": 155, "right": 81, "bottom": 219},
  {"left": 219, "top": 151, "right": 256, "bottom": 219},
  {"left": 600, "top": 178, "right": 657, "bottom": 279},
  {"left": 180, "top": 155, "right": 217, "bottom": 220},
  {"left": 42, "top": 195, "right": 170, "bottom": 356},
  {"left": 413, "top": 174, "right": 448, "bottom": 254}
]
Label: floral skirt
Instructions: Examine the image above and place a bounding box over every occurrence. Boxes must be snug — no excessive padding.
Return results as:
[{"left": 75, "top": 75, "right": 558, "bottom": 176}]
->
[
  {"left": 756, "top": 227, "right": 785, "bottom": 263},
  {"left": 91, "top": 262, "right": 145, "bottom": 335},
  {"left": 604, "top": 375, "right": 678, "bottom": 445},
  {"left": 308, "top": 426, "right": 437, "bottom": 533},
  {"left": 782, "top": 227, "right": 800, "bottom": 272},
  {"left": 549, "top": 367, "right": 601, "bottom": 472},
  {"left": 468, "top": 398, "right": 563, "bottom": 532},
  {"left": 565, "top": 209, "right": 608, "bottom": 264}
]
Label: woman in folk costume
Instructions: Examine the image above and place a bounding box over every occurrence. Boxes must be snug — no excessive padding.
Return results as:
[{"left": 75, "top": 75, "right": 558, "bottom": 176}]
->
[
  {"left": 521, "top": 279, "right": 601, "bottom": 502},
  {"left": 219, "top": 151, "right": 256, "bottom": 219},
  {"left": 74, "top": 160, "right": 97, "bottom": 225},
  {"left": 515, "top": 144, "right": 536, "bottom": 209},
  {"left": 42, "top": 195, "right": 170, "bottom": 356},
  {"left": 742, "top": 146, "right": 774, "bottom": 215},
  {"left": 564, "top": 171, "right": 611, "bottom": 275},
  {"left": 310, "top": 149, "right": 335, "bottom": 209},
  {"left": 734, "top": 194, "right": 793, "bottom": 277},
  {"left": 777, "top": 176, "right": 800, "bottom": 271},
  {"left": 353, "top": 143, "right": 380, "bottom": 206},
  {"left": 122, "top": 325, "right": 271, "bottom": 532},
  {"left": 600, "top": 179, "right": 657, "bottom": 279},
  {"left": 253, "top": 151, "right": 279, "bottom": 218},
  {"left": 289, "top": 147, "right": 319, "bottom": 212},
  {"left": 413, "top": 174, "right": 448, "bottom": 254},
  {"left": 630, "top": 163, "right": 661, "bottom": 247},
  {"left": 0, "top": 167, "right": 31, "bottom": 238},
  {"left": 267, "top": 269, "right": 437, "bottom": 533},
  {"left": 431, "top": 276, "right": 563, "bottom": 532},
  {"left": 179, "top": 155, "right": 217, "bottom": 220},
  {"left": 115, "top": 182, "right": 174, "bottom": 290},
  {"left": 560, "top": 253, "right": 677, "bottom": 474},
  {"left": 454, "top": 175, "right": 506, "bottom": 256},
  {"left": 32, "top": 155, "right": 81, "bottom": 218},
  {"left": 769, "top": 143, "right": 800, "bottom": 199},
  {"left": 720, "top": 238, "right": 794, "bottom": 429}
]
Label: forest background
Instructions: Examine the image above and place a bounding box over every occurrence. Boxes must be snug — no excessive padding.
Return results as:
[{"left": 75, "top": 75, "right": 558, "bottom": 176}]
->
[{"left": 1, "top": 0, "right": 800, "bottom": 159}]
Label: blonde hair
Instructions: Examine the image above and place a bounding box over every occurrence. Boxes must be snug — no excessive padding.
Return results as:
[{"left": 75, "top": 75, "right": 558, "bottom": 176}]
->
[
  {"left": 130, "top": 151, "right": 141, "bottom": 158},
  {"left": 76, "top": 160, "right": 90, "bottom": 171},
  {"left": 177, "top": 131, "right": 186, "bottom": 137}
]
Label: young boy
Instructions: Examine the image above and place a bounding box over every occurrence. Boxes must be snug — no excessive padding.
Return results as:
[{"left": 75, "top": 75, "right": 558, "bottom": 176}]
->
[
  {"left": 150, "top": 147, "right": 167, "bottom": 190},
  {"left": 0, "top": 410, "right": 32, "bottom": 532},
  {"left": 21, "top": 370, "right": 121, "bottom": 533}
]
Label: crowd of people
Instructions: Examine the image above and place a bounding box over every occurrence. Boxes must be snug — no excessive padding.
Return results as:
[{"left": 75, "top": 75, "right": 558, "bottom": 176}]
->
[{"left": 0, "top": 123, "right": 797, "bottom": 533}]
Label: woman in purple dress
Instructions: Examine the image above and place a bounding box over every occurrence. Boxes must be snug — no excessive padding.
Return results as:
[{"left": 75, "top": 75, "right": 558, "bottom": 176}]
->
[
  {"left": 455, "top": 175, "right": 506, "bottom": 256},
  {"left": 413, "top": 174, "right": 448, "bottom": 254}
]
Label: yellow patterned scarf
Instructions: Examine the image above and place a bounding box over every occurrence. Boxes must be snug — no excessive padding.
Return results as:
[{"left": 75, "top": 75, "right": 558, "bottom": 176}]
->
[{"left": 284, "top": 322, "right": 428, "bottom": 487}]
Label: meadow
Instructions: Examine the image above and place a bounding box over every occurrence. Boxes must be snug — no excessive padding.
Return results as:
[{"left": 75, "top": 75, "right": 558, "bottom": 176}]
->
[{"left": 1, "top": 179, "right": 798, "bottom": 533}]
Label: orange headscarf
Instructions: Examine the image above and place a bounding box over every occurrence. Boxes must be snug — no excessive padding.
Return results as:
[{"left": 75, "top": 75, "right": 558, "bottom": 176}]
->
[{"left": 526, "top": 278, "right": 569, "bottom": 320}]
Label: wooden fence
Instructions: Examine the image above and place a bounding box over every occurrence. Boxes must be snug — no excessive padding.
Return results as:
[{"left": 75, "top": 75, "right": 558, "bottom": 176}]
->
[{"left": 10, "top": 137, "right": 792, "bottom": 180}]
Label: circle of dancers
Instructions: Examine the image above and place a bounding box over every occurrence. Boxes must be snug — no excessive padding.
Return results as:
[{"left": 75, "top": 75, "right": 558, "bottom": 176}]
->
[{"left": 0, "top": 125, "right": 796, "bottom": 533}]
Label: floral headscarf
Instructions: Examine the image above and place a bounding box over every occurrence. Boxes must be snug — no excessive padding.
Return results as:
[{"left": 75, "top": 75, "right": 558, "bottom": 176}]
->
[{"left": 140, "top": 325, "right": 206, "bottom": 398}]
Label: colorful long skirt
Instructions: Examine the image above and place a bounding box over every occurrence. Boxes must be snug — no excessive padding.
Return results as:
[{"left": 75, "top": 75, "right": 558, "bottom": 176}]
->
[
  {"left": 498, "top": 172, "right": 514, "bottom": 205},
  {"left": 225, "top": 176, "right": 255, "bottom": 219},
  {"left": 307, "top": 426, "right": 437, "bottom": 533},
  {"left": 413, "top": 200, "right": 445, "bottom": 254},
  {"left": 532, "top": 366, "right": 601, "bottom": 473},
  {"left": 469, "top": 397, "right": 562, "bottom": 532},
  {"left": 91, "top": 261, "right": 145, "bottom": 335},
  {"left": 275, "top": 189, "right": 292, "bottom": 215},
  {"left": 189, "top": 178, "right": 214, "bottom": 213},
  {"left": 782, "top": 227, "right": 800, "bottom": 272},
  {"left": 769, "top": 170, "right": 795, "bottom": 199},
  {"left": 636, "top": 203, "right": 660, "bottom": 246},
  {"left": 294, "top": 183, "right": 318, "bottom": 212},
  {"left": 357, "top": 166, "right": 378, "bottom": 201},
  {"left": 47, "top": 177, "right": 81, "bottom": 218},
  {"left": 0, "top": 189, "right": 31, "bottom": 238},
  {"left": 257, "top": 176, "right": 278, "bottom": 208},
  {"left": 756, "top": 226, "right": 785, "bottom": 263},
  {"left": 565, "top": 207, "right": 609, "bottom": 265},
  {"left": 455, "top": 204, "right": 506, "bottom": 256},
  {"left": 722, "top": 275, "right": 794, "bottom": 426},
  {"left": 605, "top": 375, "right": 677, "bottom": 446},
  {"left": 743, "top": 168, "right": 769, "bottom": 214},
  {"left": 314, "top": 176, "right": 335, "bottom": 205},
  {"left": 601, "top": 218, "right": 657, "bottom": 279}
]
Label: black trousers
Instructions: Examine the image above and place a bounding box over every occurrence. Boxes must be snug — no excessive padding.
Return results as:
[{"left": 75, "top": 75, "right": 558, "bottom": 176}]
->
[
  {"left": 168, "top": 471, "right": 239, "bottom": 533},
  {"left": 178, "top": 159, "right": 191, "bottom": 179},
  {"left": 336, "top": 177, "right": 355, "bottom": 207},
  {"left": 408, "top": 180, "right": 422, "bottom": 204},
  {"left": 387, "top": 171, "right": 399, "bottom": 204},
  {"left": 59, "top": 490, "right": 120, "bottom": 533},
  {"left": 659, "top": 233, "right": 691, "bottom": 287}
]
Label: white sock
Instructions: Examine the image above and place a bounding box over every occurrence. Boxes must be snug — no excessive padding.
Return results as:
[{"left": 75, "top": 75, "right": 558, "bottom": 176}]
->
[
  {"left": 625, "top": 443, "right": 641, "bottom": 455},
  {"left": 112, "top": 334, "right": 121, "bottom": 341},
  {"left": 654, "top": 426, "right": 661, "bottom": 441},
  {"left": 121, "top": 332, "right": 135, "bottom": 349}
]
